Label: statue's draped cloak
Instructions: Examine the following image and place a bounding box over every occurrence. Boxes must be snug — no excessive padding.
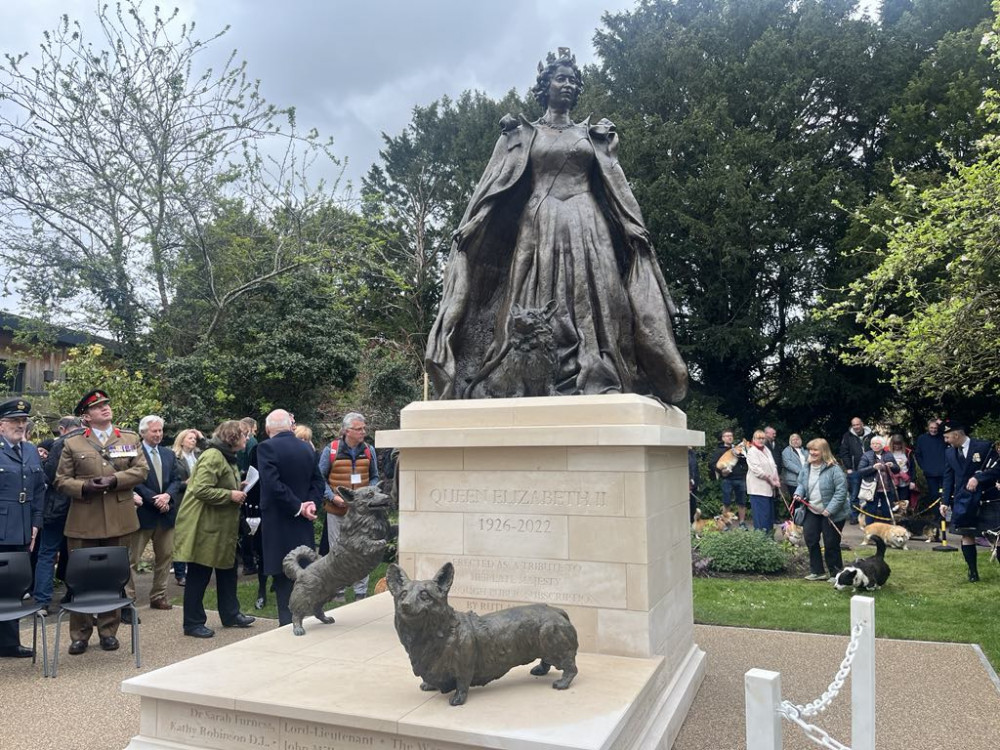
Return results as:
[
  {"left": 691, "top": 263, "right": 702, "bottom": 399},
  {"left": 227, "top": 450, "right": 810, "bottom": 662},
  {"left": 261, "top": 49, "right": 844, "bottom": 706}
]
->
[{"left": 425, "top": 115, "right": 688, "bottom": 403}]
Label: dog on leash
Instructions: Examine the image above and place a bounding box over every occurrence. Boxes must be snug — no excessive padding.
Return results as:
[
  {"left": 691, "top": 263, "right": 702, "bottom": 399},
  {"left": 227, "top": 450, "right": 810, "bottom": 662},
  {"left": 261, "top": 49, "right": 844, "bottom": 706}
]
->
[
  {"left": 386, "top": 562, "right": 579, "bottom": 705},
  {"left": 834, "top": 536, "right": 890, "bottom": 591},
  {"left": 282, "top": 484, "right": 391, "bottom": 636},
  {"left": 692, "top": 508, "right": 724, "bottom": 536},
  {"left": 774, "top": 520, "right": 804, "bottom": 546},
  {"left": 859, "top": 521, "right": 911, "bottom": 550}
]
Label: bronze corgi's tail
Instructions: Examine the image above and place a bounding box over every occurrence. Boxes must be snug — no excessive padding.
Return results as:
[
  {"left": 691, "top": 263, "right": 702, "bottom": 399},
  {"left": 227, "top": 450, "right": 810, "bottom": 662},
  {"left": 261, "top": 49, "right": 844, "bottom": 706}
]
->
[{"left": 282, "top": 545, "right": 319, "bottom": 581}]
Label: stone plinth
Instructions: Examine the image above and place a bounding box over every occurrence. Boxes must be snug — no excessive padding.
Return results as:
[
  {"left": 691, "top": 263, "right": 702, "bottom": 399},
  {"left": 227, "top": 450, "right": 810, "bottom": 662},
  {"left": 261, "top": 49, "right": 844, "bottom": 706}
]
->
[
  {"left": 122, "top": 594, "right": 706, "bottom": 750},
  {"left": 379, "top": 394, "right": 703, "bottom": 666},
  {"left": 121, "top": 394, "right": 706, "bottom": 750}
]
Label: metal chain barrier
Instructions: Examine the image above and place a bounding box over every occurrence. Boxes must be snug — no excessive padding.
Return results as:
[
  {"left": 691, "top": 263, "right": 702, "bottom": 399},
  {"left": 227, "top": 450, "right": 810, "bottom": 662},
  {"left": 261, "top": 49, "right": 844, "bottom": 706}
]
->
[{"left": 775, "top": 622, "right": 864, "bottom": 750}]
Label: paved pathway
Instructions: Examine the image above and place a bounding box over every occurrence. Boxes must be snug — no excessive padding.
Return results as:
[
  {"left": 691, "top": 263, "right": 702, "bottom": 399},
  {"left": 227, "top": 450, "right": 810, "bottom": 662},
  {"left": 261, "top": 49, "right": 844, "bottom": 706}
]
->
[{"left": 3, "top": 555, "right": 998, "bottom": 749}]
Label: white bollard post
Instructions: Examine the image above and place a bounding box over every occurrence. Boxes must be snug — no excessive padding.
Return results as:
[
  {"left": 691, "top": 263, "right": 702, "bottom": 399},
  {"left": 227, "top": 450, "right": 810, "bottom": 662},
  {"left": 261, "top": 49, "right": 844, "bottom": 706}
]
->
[
  {"left": 745, "top": 668, "right": 782, "bottom": 750},
  {"left": 851, "top": 595, "right": 875, "bottom": 750}
]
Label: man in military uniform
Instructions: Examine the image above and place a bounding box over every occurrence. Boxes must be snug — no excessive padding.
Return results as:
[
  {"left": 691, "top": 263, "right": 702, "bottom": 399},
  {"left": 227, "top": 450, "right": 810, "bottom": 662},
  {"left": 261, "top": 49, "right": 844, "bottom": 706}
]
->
[
  {"left": 54, "top": 390, "right": 148, "bottom": 655},
  {"left": 0, "top": 398, "right": 46, "bottom": 658},
  {"left": 940, "top": 420, "right": 1000, "bottom": 583}
]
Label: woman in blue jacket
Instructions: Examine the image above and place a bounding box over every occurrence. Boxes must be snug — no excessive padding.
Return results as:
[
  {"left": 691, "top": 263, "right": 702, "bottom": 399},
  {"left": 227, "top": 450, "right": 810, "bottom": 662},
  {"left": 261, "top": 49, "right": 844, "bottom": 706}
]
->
[{"left": 794, "top": 438, "right": 848, "bottom": 581}]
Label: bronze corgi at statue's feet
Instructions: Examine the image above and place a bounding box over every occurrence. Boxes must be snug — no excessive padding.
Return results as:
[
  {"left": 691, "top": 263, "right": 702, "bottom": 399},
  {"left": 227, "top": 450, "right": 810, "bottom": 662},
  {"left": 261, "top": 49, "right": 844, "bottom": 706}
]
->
[{"left": 386, "top": 561, "right": 579, "bottom": 705}]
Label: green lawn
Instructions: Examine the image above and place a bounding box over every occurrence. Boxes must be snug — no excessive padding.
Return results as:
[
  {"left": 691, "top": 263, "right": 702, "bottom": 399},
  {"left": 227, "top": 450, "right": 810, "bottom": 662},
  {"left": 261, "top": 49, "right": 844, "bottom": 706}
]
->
[
  {"left": 179, "top": 562, "right": 390, "bottom": 622},
  {"left": 693, "top": 546, "right": 1000, "bottom": 669}
]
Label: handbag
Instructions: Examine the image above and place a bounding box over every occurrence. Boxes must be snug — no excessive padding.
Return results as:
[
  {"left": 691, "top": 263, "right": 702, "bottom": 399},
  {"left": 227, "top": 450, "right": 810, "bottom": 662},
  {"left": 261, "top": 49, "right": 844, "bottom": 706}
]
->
[
  {"left": 793, "top": 504, "right": 807, "bottom": 526},
  {"left": 858, "top": 478, "right": 877, "bottom": 502}
]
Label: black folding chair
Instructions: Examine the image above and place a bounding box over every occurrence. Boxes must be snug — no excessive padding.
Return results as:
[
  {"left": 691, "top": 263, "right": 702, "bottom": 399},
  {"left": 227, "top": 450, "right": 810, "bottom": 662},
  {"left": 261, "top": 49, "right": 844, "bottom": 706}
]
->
[
  {"left": 52, "top": 546, "right": 141, "bottom": 676},
  {"left": 0, "top": 551, "right": 48, "bottom": 676}
]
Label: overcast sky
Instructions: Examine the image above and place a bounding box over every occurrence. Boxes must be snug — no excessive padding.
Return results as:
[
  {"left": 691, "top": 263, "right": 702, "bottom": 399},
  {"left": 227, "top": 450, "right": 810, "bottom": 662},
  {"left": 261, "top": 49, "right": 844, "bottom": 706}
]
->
[{"left": 0, "top": 0, "right": 639, "bottom": 190}]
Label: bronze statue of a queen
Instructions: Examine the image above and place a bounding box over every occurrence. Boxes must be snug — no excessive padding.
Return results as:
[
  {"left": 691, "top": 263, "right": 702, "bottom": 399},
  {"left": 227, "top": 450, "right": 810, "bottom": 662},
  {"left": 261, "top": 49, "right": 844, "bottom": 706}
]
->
[{"left": 425, "top": 48, "right": 688, "bottom": 404}]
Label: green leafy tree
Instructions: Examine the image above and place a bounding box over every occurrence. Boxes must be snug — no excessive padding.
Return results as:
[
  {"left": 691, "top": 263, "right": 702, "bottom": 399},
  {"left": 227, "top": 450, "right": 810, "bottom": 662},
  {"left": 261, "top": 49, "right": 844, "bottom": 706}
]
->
[
  {"left": 162, "top": 271, "right": 360, "bottom": 429},
  {"left": 360, "top": 90, "right": 529, "bottom": 367},
  {"left": 0, "top": 1, "right": 340, "bottom": 353},
  {"left": 46, "top": 345, "right": 162, "bottom": 428},
  {"left": 829, "top": 2, "right": 1000, "bottom": 409}
]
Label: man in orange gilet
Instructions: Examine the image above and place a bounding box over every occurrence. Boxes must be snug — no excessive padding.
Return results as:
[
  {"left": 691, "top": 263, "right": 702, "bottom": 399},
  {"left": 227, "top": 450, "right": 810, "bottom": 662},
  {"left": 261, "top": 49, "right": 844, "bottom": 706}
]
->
[{"left": 317, "top": 411, "right": 378, "bottom": 598}]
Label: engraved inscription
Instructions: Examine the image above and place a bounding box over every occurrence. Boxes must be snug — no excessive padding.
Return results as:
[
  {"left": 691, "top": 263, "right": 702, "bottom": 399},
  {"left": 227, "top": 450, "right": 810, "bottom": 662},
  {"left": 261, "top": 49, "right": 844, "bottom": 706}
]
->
[
  {"left": 415, "top": 471, "right": 624, "bottom": 516},
  {"left": 279, "top": 719, "right": 466, "bottom": 750},
  {"left": 478, "top": 516, "right": 552, "bottom": 533},
  {"left": 430, "top": 487, "right": 607, "bottom": 509},
  {"left": 463, "top": 514, "right": 568, "bottom": 558},
  {"left": 417, "top": 554, "right": 627, "bottom": 609},
  {"left": 158, "top": 703, "right": 279, "bottom": 749}
]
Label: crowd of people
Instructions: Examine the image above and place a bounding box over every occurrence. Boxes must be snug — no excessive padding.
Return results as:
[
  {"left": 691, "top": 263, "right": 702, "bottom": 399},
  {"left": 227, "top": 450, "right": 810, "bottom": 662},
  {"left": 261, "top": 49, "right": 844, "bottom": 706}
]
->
[
  {"left": 0, "top": 388, "right": 385, "bottom": 659},
  {"left": 692, "top": 417, "right": 1000, "bottom": 584}
]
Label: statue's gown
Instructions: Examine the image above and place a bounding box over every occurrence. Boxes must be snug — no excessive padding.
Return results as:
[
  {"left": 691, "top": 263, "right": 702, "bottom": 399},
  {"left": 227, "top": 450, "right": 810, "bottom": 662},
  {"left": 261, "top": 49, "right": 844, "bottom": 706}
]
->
[{"left": 425, "top": 115, "right": 688, "bottom": 404}]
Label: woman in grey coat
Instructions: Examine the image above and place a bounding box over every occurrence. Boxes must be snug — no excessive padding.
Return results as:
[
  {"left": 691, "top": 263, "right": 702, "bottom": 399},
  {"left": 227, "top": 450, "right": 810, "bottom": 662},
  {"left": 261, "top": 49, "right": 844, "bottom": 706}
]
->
[
  {"left": 781, "top": 434, "right": 808, "bottom": 501},
  {"left": 793, "top": 438, "right": 848, "bottom": 581}
]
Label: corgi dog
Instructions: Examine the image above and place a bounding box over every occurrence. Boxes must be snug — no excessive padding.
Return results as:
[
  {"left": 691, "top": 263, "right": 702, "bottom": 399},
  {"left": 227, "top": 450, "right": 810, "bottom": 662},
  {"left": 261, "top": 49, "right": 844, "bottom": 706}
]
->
[
  {"left": 692, "top": 508, "right": 724, "bottom": 536},
  {"left": 386, "top": 562, "right": 578, "bottom": 705},
  {"left": 859, "top": 522, "right": 911, "bottom": 550}
]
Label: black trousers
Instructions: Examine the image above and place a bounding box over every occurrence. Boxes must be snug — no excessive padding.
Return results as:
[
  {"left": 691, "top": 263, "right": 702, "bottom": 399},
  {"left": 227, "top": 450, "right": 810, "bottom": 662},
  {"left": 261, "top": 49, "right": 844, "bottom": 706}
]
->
[
  {"left": 0, "top": 543, "right": 27, "bottom": 647},
  {"left": 273, "top": 573, "right": 294, "bottom": 626},
  {"left": 182, "top": 562, "right": 240, "bottom": 631},
  {"left": 803, "top": 511, "right": 845, "bottom": 576}
]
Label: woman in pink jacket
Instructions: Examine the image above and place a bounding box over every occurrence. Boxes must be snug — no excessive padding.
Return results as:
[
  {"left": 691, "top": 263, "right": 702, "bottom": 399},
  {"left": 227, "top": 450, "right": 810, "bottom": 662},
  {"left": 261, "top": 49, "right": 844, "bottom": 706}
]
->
[{"left": 745, "top": 429, "right": 782, "bottom": 532}]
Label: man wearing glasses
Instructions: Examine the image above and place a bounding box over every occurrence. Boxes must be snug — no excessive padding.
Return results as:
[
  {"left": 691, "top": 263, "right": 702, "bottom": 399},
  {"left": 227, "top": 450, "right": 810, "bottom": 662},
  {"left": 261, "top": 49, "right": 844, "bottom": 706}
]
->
[{"left": 318, "top": 412, "right": 379, "bottom": 600}]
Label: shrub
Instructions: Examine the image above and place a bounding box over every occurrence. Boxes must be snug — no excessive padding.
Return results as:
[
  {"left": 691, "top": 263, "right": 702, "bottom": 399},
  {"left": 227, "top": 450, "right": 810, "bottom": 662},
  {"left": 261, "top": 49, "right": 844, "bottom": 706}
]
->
[{"left": 693, "top": 530, "right": 788, "bottom": 574}]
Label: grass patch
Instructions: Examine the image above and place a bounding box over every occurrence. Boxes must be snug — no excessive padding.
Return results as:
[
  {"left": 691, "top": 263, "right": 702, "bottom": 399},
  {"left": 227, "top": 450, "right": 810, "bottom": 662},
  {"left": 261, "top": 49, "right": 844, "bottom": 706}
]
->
[
  {"left": 176, "top": 562, "right": 390, "bottom": 622},
  {"left": 694, "top": 546, "right": 1000, "bottom": 669}
]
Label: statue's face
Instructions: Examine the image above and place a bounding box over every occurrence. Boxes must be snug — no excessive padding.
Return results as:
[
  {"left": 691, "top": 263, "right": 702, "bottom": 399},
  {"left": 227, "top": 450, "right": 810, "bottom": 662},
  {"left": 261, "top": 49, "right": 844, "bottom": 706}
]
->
[{"left": 547, "top": 65, "right": 580, "bottom": 109}]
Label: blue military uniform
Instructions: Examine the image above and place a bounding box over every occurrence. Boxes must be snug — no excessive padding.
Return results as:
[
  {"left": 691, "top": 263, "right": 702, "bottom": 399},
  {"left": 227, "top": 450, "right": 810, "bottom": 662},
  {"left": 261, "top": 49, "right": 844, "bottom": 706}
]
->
[
  {"left": 0, "top": 398, "right": 46, "bottom": 656},
  {"left": 941, "top": 420, "right": 1000, "bottom": 582}
]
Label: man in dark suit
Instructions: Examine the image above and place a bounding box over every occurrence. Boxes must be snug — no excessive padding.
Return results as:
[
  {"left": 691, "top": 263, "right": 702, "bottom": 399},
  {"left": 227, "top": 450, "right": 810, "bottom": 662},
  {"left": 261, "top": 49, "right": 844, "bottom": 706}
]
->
[
  {"left": 258, "top": 409, "right": 324, "bottom": 626},
  {"left": 132, "top": 414, "right": 182, "bottom": 611},
  {"left": 941, "top": 420, "right": 1000, "bottom": 583},
  {"left": 0, "top": 398, "right": 45, "bottom": 658}
]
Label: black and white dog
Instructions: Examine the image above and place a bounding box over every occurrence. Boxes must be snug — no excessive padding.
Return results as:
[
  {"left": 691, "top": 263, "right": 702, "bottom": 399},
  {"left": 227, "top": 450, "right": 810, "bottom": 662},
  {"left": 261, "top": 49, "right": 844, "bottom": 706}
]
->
[{"left": 834, "top": 536, "right": 891, "bottom": 591}]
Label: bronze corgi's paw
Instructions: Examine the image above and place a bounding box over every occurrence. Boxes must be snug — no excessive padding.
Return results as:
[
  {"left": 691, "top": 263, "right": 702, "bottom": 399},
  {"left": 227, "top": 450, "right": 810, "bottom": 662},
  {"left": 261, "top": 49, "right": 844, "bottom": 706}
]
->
[{"left": 530, "top": 661, "right": 551, "bottom": 676}]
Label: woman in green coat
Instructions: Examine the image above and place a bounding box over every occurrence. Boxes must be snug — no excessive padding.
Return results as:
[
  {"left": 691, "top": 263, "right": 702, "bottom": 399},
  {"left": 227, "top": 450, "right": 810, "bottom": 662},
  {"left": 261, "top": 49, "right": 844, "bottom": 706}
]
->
[{"left": 173, "top": 420, "right": 255, "bottom": 638}]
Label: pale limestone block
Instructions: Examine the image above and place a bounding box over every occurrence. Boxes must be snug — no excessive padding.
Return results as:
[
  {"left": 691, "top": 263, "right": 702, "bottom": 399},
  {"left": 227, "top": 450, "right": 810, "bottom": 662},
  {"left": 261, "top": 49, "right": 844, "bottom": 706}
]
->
[
  {"left": 626, "top": 563, "right": 649, "bottom": 611},
  {"left": 139, "top": 698, "right": 156, "bottom": 736},
  {"left": 399, "top": 512, "right": 463, "bottom": 554},
  {"left": 506, "top": 394, "right": 669, "bottom": 427},
  {"left": 414, "top": 470, "right": 624, "bottom": 517},
  {"left": 597, "top": 424, "right": 662, "bottom": 445},
  {"left": 623, "top": 472, "right": 648, "bottom": 518},
  {"left": 238, "top": 660, "right": 432, "bottom": 733},
  {"left": 461, "top": 446, "right": 568, "bottom": 471},
  {"left": 400, "top": 399, "right": 516, "bottom": 429},
  {"left": 567, "top": 446, "right": 646, "bottom": 472},
  {"left": 447, "top": 598, "right": 599, "bottom": 654},
  {"left": 646, "top": 446, "right": 688, "bottom": 472},
  {"left": 397, "top": 552, "right": 415, "bottom": 578},
  {"left": 417, "top": 553, "right": 628, "bottom": 610},
  {"left": 463, "top": 513, "right": 569, "bottom": 559},
  {"left": 568, "top": 516, "right": 647, "bottom": 564},
  {"left": 597, "top": 608, "right": 653, "bottom": 658},
  {"left": 397, "top": 470, "right": 415, "bottom": 511},
  {"left": 398, "top": 448, "right": 463, "bottom": 471}
]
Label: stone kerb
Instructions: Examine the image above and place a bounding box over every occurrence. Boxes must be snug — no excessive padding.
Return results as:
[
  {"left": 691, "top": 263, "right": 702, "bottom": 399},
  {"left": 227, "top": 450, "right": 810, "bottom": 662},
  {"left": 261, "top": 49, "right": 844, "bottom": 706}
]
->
[{"left": 377, "top": 394, "right": 704, "bottom": 664}]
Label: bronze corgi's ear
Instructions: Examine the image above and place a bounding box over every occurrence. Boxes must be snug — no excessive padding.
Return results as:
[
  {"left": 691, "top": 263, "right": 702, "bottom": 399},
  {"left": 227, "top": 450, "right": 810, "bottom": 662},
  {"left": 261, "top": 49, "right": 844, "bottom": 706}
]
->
[
  {"left": 387, "top": 564, "right": 409, "bottom": 597},
  {"left": 337, "top": 486, "right": 355, "bottom": 504},
  {"left": 434, "top": 562, "right": 455, "bottom": 595}
]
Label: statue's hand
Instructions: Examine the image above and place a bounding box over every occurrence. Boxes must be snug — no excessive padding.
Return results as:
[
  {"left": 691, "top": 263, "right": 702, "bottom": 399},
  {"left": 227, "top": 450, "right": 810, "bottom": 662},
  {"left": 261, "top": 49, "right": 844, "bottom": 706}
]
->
[{"left": 590, "top": 118, "right": 616, "bottom": 139}]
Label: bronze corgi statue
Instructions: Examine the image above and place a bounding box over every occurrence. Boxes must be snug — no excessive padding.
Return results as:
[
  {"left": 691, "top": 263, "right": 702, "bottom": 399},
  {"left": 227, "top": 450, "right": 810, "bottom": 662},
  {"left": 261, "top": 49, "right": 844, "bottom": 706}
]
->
[
  {"left": 282, "top": 484, "right": 391, "bottom": 636},
  {"left": 386, "top": 561, "right": 579, "bottom": 705}
]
